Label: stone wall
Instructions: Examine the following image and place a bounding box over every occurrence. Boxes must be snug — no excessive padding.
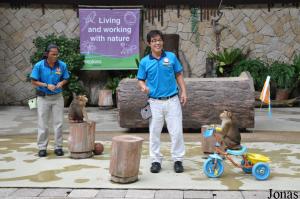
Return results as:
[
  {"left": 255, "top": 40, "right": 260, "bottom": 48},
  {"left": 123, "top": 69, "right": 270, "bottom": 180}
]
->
[
  {"left": 0, "top": 4, "right": 79, "bottom": 104},
  {"left": 144, "top": 6, "right": 300, "bottom": 77},
  {"left": 0, "top": 3, "right": 299, "bottom": 104}
]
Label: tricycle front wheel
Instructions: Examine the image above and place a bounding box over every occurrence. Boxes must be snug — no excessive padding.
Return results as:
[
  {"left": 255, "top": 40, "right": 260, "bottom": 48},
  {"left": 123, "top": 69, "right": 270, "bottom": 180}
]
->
[
  {"left": 203, "top": 158, "right": 224, "bottom": 178},
  {"left": 252, "top": 162, "right": 270, "bottom": 180}
]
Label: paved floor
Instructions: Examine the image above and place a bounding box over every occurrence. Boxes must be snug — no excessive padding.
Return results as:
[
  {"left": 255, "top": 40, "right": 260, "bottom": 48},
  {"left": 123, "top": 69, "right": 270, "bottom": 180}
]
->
[
  {"left": 0, "top": 188, "right": 272, "bottom": 199},
  {"left": 0, "top": 106, "right": 299, "bottom": 198}
]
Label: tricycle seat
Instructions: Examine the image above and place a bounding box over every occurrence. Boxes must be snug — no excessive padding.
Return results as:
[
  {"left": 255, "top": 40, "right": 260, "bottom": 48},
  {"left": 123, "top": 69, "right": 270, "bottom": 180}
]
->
[{"left": 226, "top": 145, "right": 247, "bottom": 156}]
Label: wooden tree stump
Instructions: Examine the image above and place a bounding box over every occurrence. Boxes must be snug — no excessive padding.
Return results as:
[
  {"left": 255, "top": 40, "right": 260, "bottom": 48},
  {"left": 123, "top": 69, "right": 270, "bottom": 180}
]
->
[
  {"left": 200, "top": 125, "right": 227, "bottom": 154},
  {"left": 109, "top": 135, "right": 144, "bottom": 183},
  {"left": 68, "top": 121, "right": 95, "bottom": 159},
  {"left": 117, "top": 72, "right": 255, "bottom": 129}
]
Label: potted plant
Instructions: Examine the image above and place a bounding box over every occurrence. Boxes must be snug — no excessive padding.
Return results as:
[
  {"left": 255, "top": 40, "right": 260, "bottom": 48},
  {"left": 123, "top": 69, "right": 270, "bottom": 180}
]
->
[
  {"left": 30, "top": 34, "right": 85, "bottom": 106},
  {"left": 269, "top": 61, "right": 295, "bottom": 100},
  {"left": 98, "top": 77, "right": 120, "bottom": 108},
  {"left": 208, "top": 48, "right": 247, "bottom": 77}
]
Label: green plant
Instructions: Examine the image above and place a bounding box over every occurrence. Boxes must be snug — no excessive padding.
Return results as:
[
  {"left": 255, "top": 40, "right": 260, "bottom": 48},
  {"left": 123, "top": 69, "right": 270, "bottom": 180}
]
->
[
  {"left": 292, "top": 54, "right": 300, "bottom": 81},
  {"left": 105, "top": 71, "right": 137, "bottom": 95},
  {"left": 208, "top": 48, "right": 247, "bottom": 77},
  {"left": 231, "top": 59, "right": 269, "bottom": 90},
  {"left": 269, "top": 61, "right": 295, "bottom": 89},
  {"left": 30, "top": 34, "right": 85, "bottom": 98},
  {"left": 105, "top": 77, "right": 121, "bottom": 95}
]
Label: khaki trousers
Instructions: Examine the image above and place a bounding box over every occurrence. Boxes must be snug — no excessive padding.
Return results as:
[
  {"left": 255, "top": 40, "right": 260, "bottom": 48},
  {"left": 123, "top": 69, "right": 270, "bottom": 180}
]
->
[{"left": 37, "top": 93, "right": 64, "bottom": 150}]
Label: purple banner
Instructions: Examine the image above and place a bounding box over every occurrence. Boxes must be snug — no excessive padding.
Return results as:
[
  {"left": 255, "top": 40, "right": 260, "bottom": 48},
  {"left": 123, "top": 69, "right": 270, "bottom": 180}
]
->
[{"left": 79, "top": 9, "right": 139, "bottom": 58}]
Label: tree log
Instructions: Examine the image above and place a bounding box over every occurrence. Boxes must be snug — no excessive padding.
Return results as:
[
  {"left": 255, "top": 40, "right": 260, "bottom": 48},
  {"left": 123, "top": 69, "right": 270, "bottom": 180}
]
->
[
  {"left": 117, "top": 72, "right": 255, "bottom": 129},
  {"left": 109, "top": 135, "right": 144, "bottom": 183},
  {"left": 68, "top": 121, "right": 96, "bottom": 159}
]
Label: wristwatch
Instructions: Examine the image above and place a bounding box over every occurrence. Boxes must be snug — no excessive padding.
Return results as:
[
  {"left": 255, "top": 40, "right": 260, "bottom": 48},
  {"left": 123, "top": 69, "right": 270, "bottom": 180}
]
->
[{"left": 44, "top": 83, "right": 48, "bottom": 88}]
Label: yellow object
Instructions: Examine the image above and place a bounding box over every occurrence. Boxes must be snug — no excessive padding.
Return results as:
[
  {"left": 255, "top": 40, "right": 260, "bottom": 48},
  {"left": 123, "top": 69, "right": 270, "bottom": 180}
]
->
[
  {"left": 246, "top": 153, "right": 270, "bottom": 164},
  {"left": 215, "top": 127, "right": 222, "bottom": 132},
  {"left": 214, "top": 168, "right": 219, "bottom": 176}
]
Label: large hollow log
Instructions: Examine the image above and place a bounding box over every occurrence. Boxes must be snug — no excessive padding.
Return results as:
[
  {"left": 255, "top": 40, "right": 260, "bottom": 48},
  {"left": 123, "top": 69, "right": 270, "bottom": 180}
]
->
[{"left": 117, "top": 72, "right": 255, "bottom": 129}]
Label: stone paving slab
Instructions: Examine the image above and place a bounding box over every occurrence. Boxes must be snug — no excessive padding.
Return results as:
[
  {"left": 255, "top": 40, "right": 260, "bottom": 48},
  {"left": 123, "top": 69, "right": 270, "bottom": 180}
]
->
[
  {"left": 39, "top": 188, "right": 72, "bottom": 197},
  {"left": 67, "top": 189, "right": 99, "bottom": 198},
  {"left": 0, "top": 188, "right": 17, "bottom": 197},
  {"left": 183, "top": 190, "right": 212, "bottom": 199},
  {"left": 154, "top": 190, "right": 183, "bottom": 199},
  {"left": 8, "top": 188, "right": 43, "bottom": 197},
  {"left": 96, "top": 189, "right": 127, "bottom": 198},
  {"left": 211, "top": 191, "right": 243, "bottom": 199},
  {"left": 125, "top": 190, "right": 155, "bottom": 198},
  {"left": 241, "top": 190, "right": 270, "bottom": 198}
]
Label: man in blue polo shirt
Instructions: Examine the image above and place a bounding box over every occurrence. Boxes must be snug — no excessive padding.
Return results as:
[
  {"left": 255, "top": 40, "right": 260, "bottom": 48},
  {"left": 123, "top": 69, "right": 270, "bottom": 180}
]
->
[
  {"left": 30, "top": 44, "right": 69, "bottom": 157},
  {"left": 137, "top": 30, "right": 188, "bottom": 173}
]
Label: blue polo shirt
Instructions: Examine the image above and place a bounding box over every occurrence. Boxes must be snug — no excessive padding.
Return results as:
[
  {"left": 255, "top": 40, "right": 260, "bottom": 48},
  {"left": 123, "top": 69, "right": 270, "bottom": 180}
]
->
[
  {"left": 137, "top": 51, "right": 183, "bottom": 98},
  {"left": 30, "top": 59, "right": 70, "bottom": 94}
]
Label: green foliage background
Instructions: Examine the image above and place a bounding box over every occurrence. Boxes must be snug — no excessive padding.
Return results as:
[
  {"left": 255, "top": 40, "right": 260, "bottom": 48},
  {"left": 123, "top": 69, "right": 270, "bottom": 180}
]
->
[{"left": 231, "top": 59, "right": 269, "bottom": 90}]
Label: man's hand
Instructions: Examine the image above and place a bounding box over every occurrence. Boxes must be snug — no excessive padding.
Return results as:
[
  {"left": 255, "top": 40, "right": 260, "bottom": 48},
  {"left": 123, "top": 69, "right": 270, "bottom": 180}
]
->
[
  {"left": 47, "top": 84, "right": 56, "bottom": 92},
  {"left": 55, "top": 81, "right": 64, "bottom": 89},
  {"left": 180, "top": 92, "right": 187, "bottom": 106},
  {"left": 141, "top": 85, "right": 149, "bottom": 94}
]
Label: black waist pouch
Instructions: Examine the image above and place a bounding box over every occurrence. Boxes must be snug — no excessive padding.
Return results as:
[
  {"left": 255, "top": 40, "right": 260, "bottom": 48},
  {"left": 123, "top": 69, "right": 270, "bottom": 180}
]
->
[{"left": 36, "top": 90, "right": 46, "bottom": 97}]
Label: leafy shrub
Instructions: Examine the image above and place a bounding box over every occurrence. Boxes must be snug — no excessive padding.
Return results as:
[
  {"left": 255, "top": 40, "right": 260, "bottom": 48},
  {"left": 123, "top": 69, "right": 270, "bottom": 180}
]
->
[
  {"left": 231, "top": 59, "right": 269, "bottom": 90},
  {"left": 269, "top": 61, "right": 295, "bottom": 89},
  {"left": 292, "top": 54, "right": 300, "bottom": 81}
]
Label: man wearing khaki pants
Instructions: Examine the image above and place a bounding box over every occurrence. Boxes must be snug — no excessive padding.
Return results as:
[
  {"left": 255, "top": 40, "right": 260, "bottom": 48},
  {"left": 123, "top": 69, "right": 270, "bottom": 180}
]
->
[{"left": 30, "top": 44, "right": 69, "bottom": 157}]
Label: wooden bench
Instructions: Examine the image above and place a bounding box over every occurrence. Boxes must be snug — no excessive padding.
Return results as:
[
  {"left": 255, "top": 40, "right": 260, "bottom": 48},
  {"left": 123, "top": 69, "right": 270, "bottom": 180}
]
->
[{"left": 117, "top": 72, "right": 255, "bottom": 129}]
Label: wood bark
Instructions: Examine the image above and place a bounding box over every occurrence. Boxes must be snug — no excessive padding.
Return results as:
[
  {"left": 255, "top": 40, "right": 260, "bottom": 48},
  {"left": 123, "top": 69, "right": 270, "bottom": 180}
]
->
[
  {"left": 117, "top": 72, "right": 255, "bottom": 129},
  {"left": 109, "top": 135, "right": 144, "bottom": 183},
  {"left": 68, "top": 121, "right": 95, "bottom": 159}
]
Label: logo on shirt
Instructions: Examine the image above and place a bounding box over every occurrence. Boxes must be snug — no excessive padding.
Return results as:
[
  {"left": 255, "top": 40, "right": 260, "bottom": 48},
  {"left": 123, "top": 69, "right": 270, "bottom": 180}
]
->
[
  {"left": 55, "top": 67, "right": 61, "bottom": 75},
  {"left": 163, "top": 58, "right": 170, "bottom": 67}
]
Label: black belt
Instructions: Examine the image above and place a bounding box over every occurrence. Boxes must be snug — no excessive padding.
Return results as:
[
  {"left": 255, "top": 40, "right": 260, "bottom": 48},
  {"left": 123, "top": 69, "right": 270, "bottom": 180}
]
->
[
  {"left": 45, "top": 92, "right": 61, "bottom": 96},
  {"left": 150, "top": 93, "right": 178, "bottom": 100},
  {"left": 36, "top": 90, "right": 61, "bottom": 97}
]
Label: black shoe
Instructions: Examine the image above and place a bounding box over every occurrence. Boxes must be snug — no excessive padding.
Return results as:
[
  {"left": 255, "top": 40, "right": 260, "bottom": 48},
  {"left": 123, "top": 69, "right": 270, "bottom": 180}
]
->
[
  {"left": 54, "top": 149, "right": 64, "bottom": 156},
  {"left": 38, "top": 150, "right": 47, "bottom": 157},
  {"left": 174, "top": 161, "right": 184, "bottom": 173},
  {"left": 150, "top": 162, "right": 161, "bottom": 173}
]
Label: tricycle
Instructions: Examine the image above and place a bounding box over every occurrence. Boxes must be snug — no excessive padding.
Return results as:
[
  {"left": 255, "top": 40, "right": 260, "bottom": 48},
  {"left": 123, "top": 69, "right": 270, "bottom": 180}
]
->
[{"left": 202, "top": 126, "right": 271, "bottom": 180}]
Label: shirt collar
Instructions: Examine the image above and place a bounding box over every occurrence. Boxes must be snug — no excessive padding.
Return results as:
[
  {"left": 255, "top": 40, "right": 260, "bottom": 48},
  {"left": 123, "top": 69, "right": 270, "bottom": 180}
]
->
[
  {"left": 44, "top": 59, "right": 59, "bottom": 68},
  {"left": 149, "top": 50, "right": 166, "bottom": 60}
]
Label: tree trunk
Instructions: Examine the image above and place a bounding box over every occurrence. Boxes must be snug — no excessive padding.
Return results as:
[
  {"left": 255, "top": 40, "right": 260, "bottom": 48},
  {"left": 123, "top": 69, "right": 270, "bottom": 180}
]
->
[
  {"left": 109, "top": 135, "right": 144, "bottom": 183},
  {"left": 68, "top": 121, "right": 95, "bottom": 159},
  {"left": 117, "top": 72, "right": 255, "bottom": 129}
]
